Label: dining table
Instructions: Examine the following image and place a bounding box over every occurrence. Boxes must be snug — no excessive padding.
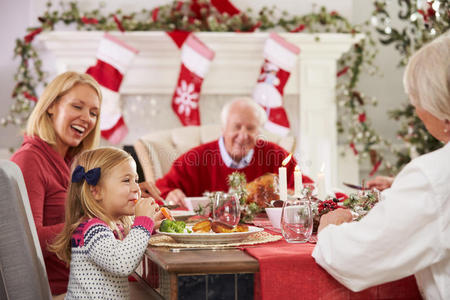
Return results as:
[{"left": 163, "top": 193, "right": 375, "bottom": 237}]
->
[{"left": 135, "top": 219, "right": 422, "bottom": 300}]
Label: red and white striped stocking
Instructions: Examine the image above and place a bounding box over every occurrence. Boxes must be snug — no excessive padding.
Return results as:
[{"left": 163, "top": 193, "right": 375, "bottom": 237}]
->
[
  {"left": 86, "top": 33, "right": 138, "bottom": 144},
  {"left": 253, "top": 33, "right": 300, "bottom": 136},
  {"left": 171, "top": 34, "right": 215, "bottom": 126}
]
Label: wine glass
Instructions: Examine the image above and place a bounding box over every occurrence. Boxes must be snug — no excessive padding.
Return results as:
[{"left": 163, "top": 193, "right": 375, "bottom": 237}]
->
[
  {"left": 213, "top": 192, "right": 241, "bottom": 226},
  {"left": 281, "top": 195, "right": 313, "bottom": 243}
]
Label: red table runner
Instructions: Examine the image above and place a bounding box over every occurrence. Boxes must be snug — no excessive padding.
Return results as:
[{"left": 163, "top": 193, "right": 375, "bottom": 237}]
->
[{"left": 244, "top": 231, "right": 422, "bottom": 300}]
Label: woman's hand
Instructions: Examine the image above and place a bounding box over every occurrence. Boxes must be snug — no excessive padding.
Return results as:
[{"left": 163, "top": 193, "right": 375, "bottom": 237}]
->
[
  {"left": 138, "top": 181, "right": 164, "bottom": 204},
  {"left": 366, "top": 176, "right": 394, "bottom": 191},
  {"left": 318, "top": 208, "right": 353, "bottom": 233}
]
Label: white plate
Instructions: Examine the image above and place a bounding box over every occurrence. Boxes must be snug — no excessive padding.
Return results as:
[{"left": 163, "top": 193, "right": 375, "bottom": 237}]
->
[
  {"left": 156, "top": 225, "right": 263, "bottom": 245},
  {"left": 170, "top": 210, "right": 196, "bottom": 221}
]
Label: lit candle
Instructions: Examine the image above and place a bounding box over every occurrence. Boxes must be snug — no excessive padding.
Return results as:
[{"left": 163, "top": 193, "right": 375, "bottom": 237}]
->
[
  {"left": 317, "top": 163, "right": 326, "bottom": 200},
  {"left": 279, "top": 153, "right": 292, "bottom": 201},
  {"left": 294, "top": 165, "right": 303, "bottom": 197}
]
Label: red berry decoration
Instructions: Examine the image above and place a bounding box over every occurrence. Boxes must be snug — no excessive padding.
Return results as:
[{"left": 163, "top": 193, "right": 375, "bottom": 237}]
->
[{"left": 318, "top": 199, "right": 341, "bottom": 215}]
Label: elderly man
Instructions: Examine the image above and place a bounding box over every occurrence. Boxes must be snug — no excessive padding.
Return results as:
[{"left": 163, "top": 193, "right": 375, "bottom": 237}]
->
[{"left": 156, "top": 97, "right": 312, "bottom": 206}]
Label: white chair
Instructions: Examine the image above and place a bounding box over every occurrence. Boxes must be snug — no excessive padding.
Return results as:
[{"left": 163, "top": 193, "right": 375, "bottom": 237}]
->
[
  {"left": 0, "top": 160, "right": 52, "bottom": 300},
  {"left": 134, "top": 124, "right": 296, "bottom": 182}
]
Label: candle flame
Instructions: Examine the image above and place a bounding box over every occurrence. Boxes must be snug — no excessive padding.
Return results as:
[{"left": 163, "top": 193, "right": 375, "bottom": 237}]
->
[
  {"left": 282, "top": 153, "right": 293, "bottom": 166},
  {"left": 295, "top": 165, "right": 300, "bottom": 172}
]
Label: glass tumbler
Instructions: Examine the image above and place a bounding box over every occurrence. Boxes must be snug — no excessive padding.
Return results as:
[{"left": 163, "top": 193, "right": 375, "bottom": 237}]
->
[
  {"left": 281, "top": 195, "right": 313, "bottom": 243},
  {"left": 213, "top": 192, "right": 241, "bottom": 226}
]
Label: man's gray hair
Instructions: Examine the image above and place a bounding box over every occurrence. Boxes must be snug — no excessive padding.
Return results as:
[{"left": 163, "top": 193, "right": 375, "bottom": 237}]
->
[{"left": 220, "top": 97, "right": 267, "bottom": 128}]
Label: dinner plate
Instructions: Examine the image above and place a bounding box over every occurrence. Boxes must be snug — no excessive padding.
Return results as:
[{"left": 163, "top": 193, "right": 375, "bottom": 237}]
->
[
  {"left": 156, "top": 226, "right": 264, "bottom": 245},
  {"left": 170, "top": 210, "right": 196, "bottom": 221}
]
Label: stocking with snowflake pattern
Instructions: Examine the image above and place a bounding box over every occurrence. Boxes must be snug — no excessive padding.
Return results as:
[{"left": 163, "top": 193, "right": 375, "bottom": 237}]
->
[
  {"left": 171, "top": 34, "right": 215, "bottom": 126},
  {"left": 86, "top": 33, "right": 138, "bottom": 144},
  {"left": 252, "top": 33, "right": 300, "bottom": 136}
]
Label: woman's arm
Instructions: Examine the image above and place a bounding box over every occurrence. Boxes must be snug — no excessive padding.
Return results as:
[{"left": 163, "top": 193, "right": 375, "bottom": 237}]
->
[
  {"left": 12, "top": 151, "right": 64, "bottom": 257},
  {"left": 312, "top": 165, "right": 444, "bottom": 292}
]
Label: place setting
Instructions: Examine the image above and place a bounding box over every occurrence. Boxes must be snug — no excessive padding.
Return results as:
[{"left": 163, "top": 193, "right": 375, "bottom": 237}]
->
[
  {"left": 150, "top": 191, "right": 282, "bottom": 249},
  {"left": 151, "top": 157, "right": 316, "bottom": 248}
]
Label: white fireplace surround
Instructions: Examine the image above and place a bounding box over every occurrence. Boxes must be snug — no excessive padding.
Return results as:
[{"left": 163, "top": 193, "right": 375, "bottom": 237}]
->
[{"left": 38, "top": 31, "right": 363, "bottom": 190}]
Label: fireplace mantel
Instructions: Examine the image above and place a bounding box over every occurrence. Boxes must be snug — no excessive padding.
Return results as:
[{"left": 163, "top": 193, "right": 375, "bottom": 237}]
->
[{"left": 38, "top": 31, "right": 363, "bottom": 189}]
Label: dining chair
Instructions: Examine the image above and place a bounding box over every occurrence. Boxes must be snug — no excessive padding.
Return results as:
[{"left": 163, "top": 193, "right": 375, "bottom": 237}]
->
[{"left": 0, "top": 160, "right": 52, "bottom": 300}]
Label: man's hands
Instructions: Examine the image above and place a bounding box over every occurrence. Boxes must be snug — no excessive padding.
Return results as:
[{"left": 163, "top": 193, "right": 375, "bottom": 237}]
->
[
  {"left": 165, "top": 188, "right": 187, "bottom": 207},
  {"left": 138, "top": 181, "right": 164, "bottom": 204},
  {"left": 366, "top": 176, "right": 394, "bottom": 191},
  {"left": 318, "top": 208, "right": 353, "bottom": 233}
]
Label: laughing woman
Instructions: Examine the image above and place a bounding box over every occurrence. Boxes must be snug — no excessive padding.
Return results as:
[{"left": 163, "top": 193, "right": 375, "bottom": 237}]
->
[
  {"left": 10, "top": 71, "right": 163, "bottom": 296},
  {"left": 10, "top": 72, "right": 102, "bottom": 296}
]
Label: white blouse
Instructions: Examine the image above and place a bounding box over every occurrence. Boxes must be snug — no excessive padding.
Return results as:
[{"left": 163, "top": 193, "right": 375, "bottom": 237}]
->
[{"left": 312, "top": 143, "right": 450, "bottom": 300}]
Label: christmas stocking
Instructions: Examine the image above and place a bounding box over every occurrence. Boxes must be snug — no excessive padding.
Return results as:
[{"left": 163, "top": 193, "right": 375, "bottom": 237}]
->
[
  {"left": 252, "top": 33, "right": 300, "bottom": 136},
  {"left": 86, "top": 33, "right": 138, "bottom": 144},
  {"left": 171, "top": 34, "right": 215, "bottom": 126}
]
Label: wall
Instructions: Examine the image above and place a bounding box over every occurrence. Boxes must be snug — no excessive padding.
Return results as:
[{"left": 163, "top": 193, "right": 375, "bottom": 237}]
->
[
  {"left": 0, "top": 0, "right": 404, "bottom": 169},
  {"left": 0, "top": 0, "right": 33, "bottom": 154},
  {"left": 352, "top": 0, "right": 407, "bottom": 174}
]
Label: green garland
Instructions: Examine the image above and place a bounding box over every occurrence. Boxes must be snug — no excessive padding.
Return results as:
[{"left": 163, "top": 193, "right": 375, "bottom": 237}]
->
[
  {"left": 372, "top": 0, "right": 449, "bottom": 170},
  {"left": 4, "top": 0, "right": 387, "bottom": 173}
]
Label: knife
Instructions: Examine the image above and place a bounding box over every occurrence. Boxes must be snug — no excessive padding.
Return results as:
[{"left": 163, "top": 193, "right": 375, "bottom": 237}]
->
[
  {"left": 162, "top": 204, "right": 180, "bottom": 210},
  {"left": 343, "top": 182, "right": 367, "bottom": 190},
  {"left": 170, "top": 247, "right": 238, "bottom": 252}
]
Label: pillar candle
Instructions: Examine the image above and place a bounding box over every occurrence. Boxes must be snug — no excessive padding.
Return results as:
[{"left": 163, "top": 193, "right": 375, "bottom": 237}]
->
[
  {"left": 294, "top": 165, "right": 303, "bottom": 196},
  {"left": 279, "top": 166, "right": 287, "bottom": 201},
  {"left": 317, "top": 171, "right": 326, "bottom": 200}
]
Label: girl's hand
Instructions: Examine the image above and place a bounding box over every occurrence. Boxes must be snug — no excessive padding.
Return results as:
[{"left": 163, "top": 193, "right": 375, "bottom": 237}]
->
[
  {"left": 152, "top": 211, "right": 165, "bottom": 230},
  {"left": 135, "top": 197, "right": 159, "bottom": 219}
]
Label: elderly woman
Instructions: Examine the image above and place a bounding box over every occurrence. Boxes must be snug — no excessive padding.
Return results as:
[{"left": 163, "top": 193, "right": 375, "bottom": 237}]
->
[
  {"left": 313, "top": 33, "right": 449, "bottom": 300},
  {"left": 10, "top": 72, "right": 162, "bottom": 296}
]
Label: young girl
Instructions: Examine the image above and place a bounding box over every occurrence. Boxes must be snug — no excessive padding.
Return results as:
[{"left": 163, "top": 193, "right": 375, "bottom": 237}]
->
[{"left": 51, "top": 147, "right": 164, "bottom": 299}]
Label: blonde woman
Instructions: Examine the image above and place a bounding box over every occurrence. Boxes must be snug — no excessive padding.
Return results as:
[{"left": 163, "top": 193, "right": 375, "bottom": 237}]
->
[
  {"left": 51, "top": 147, "right": 164, "bottom": 299},
  {"left": 313, "top": 33, "right": 450, "bottom": 299},
  {"left": 10, "top": 71, "right": 162, "bottom": 296},
  {"left": 10, "top": 71, "right": 102, "bottom": 295}
]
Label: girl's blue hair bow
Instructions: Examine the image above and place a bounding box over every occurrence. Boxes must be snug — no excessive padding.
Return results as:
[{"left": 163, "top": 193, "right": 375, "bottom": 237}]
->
[{"left": 71, "top": 165, "right": 101, "bottom": 186}]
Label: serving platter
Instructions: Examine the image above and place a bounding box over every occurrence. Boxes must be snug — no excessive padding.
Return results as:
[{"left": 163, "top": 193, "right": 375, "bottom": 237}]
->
[{"left": 156, "top": 226, "right": 264, "bottom": 245}]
